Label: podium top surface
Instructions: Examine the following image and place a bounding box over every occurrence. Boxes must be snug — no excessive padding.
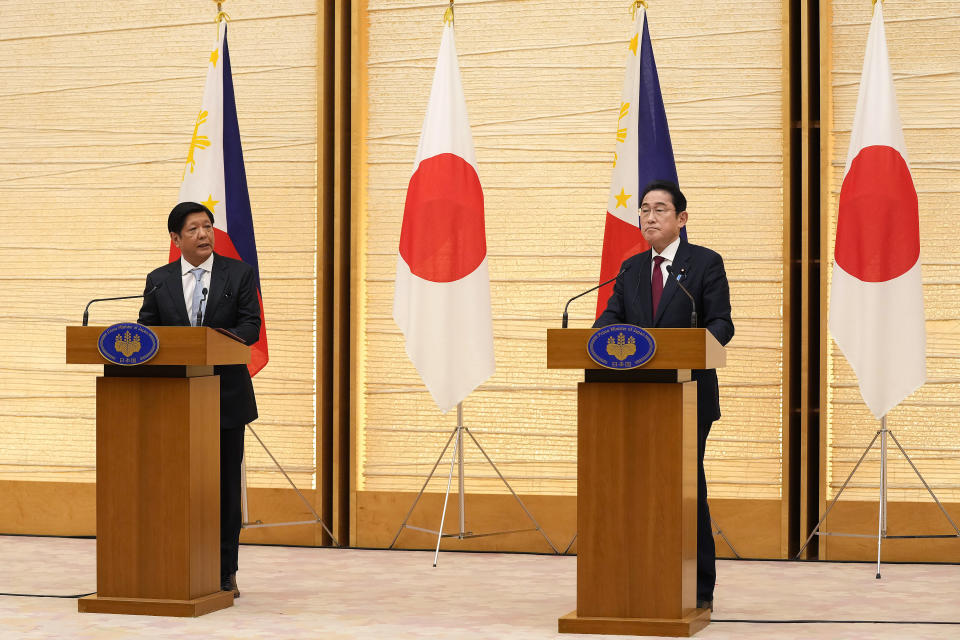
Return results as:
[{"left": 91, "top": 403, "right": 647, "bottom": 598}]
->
[
  {"left": 546, "top": 327, "right": 725, "bottom": 370},
  {"left": 66, "top": 326, "right": 250, "bottom": 366}
]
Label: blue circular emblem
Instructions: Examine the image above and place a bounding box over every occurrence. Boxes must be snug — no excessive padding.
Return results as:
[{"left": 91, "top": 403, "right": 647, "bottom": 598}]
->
[
  {"left": 587, "top": 324, "right": 657, "bottom": 370},
  {"left": 97, "top": 323, "right": 160, "bottom": 366}
]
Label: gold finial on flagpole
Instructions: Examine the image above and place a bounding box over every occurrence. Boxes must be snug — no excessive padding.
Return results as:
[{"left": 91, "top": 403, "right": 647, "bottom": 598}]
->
[
  {"left": 631, "top": 1, "right": 649, "bottom": 20},
  {"left": 443, "top": 0, "right": 454, "bottom": 25},
  {"left": 214, "top": 0, "right": 231, "bottom": 24}
]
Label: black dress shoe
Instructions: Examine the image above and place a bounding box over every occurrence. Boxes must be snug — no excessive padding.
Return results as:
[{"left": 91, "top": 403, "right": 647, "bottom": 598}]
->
[
  {"left": 696, "top": 599, "right": 713, "bottom": 611},
  {"left": 221, "top": 573, "right": 240, "bottom": 598}
]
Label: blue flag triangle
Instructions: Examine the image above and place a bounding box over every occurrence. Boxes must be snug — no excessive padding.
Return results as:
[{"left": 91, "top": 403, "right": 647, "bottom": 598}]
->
[{"left": 636, "top": 15, "right": 685, "bottom": 239}]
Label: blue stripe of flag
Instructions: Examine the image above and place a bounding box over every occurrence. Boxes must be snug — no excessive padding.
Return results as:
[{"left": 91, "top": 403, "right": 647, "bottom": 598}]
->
[
  {"left": 636, "top": 14, "right": 686, "bottom": 239},
  {"left": 221, "top": 26, "right": 264, "bottom": 289}
]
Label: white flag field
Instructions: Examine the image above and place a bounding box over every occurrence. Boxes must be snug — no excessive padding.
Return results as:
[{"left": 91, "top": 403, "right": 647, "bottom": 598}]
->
[
  {"left": 829, "top": 2, "right": 926, "bottom": 420},
  {"left": 393, "top": 23, "right": 495, "bottom": 413}
]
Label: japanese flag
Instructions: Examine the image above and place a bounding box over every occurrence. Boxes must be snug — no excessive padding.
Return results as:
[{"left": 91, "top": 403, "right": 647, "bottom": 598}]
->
[
  {"left": 829, "top": 2, "right": 926, "bottom": 419},
  {"left": 393, "top": 23, "right": 495, "bottom": 413}
]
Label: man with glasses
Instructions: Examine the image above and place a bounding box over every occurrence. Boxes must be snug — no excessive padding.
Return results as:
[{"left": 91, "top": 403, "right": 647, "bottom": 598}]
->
[
  {"left": 138, "top": 201, "right": 261, "bottom": 598},
  {"left": 594, "top": 179, "right": 734, "bottom": 611}
]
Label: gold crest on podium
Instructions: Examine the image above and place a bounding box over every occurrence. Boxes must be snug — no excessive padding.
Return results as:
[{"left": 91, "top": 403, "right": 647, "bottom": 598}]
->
[
  {"left": 114, "top": 331, "right": 142, "bottom": 357},
  {"left": 606, "top": 333, "right": 637, "bottom": 361}
]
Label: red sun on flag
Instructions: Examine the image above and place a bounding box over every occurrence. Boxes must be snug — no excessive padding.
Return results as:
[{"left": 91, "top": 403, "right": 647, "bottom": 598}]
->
[
  {"left": 835, "top": 145, "right": 919, "bottom": 283},
  {"left": 399, "top": 152, "right": 486, "bottom": 283}
]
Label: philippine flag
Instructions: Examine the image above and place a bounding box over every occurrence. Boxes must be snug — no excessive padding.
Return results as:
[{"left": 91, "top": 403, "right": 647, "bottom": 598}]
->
[
  {"left": 393, "top": 23, "right": 495, "bottom": 414},
  {"left": 175, "top": 23, "right": 269, "bottom": 376},
  {"left": 595, "top": 7, "right": 680, "bottom": 318},
  {"left": 829, "top": 2, "right": 926, "bottom": 419}
]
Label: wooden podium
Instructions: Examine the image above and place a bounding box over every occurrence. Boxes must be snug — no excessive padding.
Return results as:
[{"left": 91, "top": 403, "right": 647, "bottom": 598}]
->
[
  {"left": 66, "top": 326, "right": 250, "bottom": 617},
  {"left": 548, "top": 328, "right": 726, "bottom": 637}
]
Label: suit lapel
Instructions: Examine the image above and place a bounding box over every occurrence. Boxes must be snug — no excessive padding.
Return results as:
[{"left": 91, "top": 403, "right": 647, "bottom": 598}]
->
[
  {"left": 202, "top": 254, "right": 228, "bottom": 325},
  {"left": 631, "top": 251, "right": 654, "bottom": 326},
  {"left": 654, "top": 240, "right": 690, "bottom": 326},
  {"left": 161, "top": 261, "right": 191, "bottom": 326}
]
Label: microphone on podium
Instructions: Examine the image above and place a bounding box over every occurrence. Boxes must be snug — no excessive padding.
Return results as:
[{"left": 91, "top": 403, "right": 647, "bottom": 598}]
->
[
  {"left": 197, "top": 287, "right": 208, "bottom": 326},
  {"left": 666, "top": 264, "right": 697, "bottom": 328},
  {"left": 562, "top": 264, "right": 632, "bottom": 328},
  {"left": 82, "top": 282, "right": 164, "bottom": 326}
]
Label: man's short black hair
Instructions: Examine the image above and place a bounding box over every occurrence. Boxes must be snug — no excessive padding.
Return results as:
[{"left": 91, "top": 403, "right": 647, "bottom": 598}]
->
[
  {"left": 167, "top": 201, "right": 214, "bottom": 234},
  {"left": 640, "top": 180, "right": 687, "bottom": 214}
]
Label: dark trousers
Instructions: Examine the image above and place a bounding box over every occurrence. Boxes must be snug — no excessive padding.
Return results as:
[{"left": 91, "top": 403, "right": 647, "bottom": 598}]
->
[
  {"left": 697, "top": 418, "right": 716, "bottom": 602},
  {"left": 220, "top": 424, "right": 245, "bottom": 580}
]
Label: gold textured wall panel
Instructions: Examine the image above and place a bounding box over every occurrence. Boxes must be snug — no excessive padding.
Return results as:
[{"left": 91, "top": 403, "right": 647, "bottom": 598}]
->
[
  {"left": 359, "top": 1, "right": 786, "bottom": 499},
  {"left": 0, "top": 1, "right": 318, "bottom": 489},
  {"left": 826, "top": 1, "right": 960, "bottom": 502}
]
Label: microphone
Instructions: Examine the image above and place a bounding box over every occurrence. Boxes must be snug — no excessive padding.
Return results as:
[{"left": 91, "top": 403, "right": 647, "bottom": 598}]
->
[
  {"left": 82, "top": 282, "right": 163, "bottom": 326},
  {"left": 197, "top": 287, "right": 208, "bottom": 326},
  {"left": 562, "top": 264, "right": 632, "bottom": 328},
  {"left": 666, "top": 265, "right": 697, "bottom": 328}
]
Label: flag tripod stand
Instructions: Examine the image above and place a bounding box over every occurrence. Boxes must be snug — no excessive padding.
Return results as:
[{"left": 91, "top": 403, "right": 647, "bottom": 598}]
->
[
  {"left": 712, "top": 517, "right": 741, "bottom": 558},
  {"left": 796, "top": 416, "right": 960, "bottom": 576},
  {"left": 239, "top": 424, "right": 340, "bottom": 546},
  {"left": 389, "top": 402, "right": 560, "bottom": 565}
]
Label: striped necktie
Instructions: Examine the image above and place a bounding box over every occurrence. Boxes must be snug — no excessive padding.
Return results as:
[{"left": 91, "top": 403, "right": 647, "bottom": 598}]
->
[
  {"left": 189, "top": 267, "right": 206, "bottom": 326},
  {"left": 651, "top": 255, "right": 665, "bottom": 317}
]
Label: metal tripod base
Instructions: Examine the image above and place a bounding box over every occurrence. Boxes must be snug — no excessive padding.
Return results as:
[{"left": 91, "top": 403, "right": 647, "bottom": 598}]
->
[
  {"left": 712, "top": 516, "right": 741, "bottom": 558},
  {"left": 389, "top": 403, "right": 559, "bottom": 565},
  {"left": 796, "top": 416, "right": 960, "bottom": 576},
  {"left": 240, "top": 423, "right": 340, "bottom": 547}
]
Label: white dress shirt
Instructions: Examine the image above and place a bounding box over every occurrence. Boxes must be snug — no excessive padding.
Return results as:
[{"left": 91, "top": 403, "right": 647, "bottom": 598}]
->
[
  {"left": 180, "top": 254, "right": 214, "bottom": 323},
  {"left": 651, "top": 236, "right": 681, "bottom": 283}
]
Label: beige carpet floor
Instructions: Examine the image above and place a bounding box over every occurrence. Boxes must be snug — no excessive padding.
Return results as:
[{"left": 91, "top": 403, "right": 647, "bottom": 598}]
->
[{"left": 2, "top": 535, "right": 959, "bottom": 639}]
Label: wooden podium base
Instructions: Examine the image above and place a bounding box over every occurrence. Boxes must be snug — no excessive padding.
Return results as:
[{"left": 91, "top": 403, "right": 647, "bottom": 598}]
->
[
  {"left": 78, "top": 590, "right": 234, "bottom": 617},
  {"left": 558, "top": 608, "right": 710, "bottom": 637}
]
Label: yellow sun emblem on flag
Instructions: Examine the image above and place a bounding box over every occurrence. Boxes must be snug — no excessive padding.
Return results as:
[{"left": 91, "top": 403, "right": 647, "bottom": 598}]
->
[
  {"left": 183, "top": 110, "right": 211, "bottom": 178},
  {"left": 617, "top": 102, "right": 630, "bottom": 144}
]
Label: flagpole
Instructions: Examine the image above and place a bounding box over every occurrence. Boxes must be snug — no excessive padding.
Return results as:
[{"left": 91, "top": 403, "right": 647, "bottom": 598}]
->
[
  {"left": 876, "top": 415, "right": 887, "bottom": 578},
  {"left": 457, "top": 402, "right": 466, "bottom": 535}
]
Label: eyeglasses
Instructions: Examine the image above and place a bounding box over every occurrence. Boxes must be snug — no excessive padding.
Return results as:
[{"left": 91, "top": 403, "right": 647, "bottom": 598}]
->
[
  {"left": 182, "top": 223, "right": 214, "bottom": 237},
  {"left": 639, "top": 206, "right": 675, "bottom": 217}
]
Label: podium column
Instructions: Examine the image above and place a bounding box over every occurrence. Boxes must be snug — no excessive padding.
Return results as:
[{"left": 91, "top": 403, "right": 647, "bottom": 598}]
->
[
  {"left": 67, "top": 325, "right": 247, "bottom": 618},
  {"left": 548, "top": 328, "right": 722, "bottom": 637}
]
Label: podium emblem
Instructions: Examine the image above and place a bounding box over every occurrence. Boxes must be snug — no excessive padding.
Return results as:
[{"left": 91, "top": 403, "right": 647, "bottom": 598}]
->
[
  {"left": 587, "top": 324, "right": 656, "bottom": 369},
  {"left": 97, "top": 323, "right": 159, "bottom": 366}
]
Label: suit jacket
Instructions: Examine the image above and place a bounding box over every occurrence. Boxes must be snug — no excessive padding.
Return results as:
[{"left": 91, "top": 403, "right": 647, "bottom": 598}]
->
[
  {"left": 594, "top": 240, "right": 734, "bottom": 423},
  {"left": 137, "top": 253, "right": 260, "bottom": 428}
]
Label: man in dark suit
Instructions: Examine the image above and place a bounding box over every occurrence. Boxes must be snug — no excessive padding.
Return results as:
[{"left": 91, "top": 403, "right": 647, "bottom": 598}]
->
[
  {"left": 138, "top": 201, "right": 261, "bottom": 597},
  {"left": 595, "top": 180, "right": 734, "bottom": 611}
]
